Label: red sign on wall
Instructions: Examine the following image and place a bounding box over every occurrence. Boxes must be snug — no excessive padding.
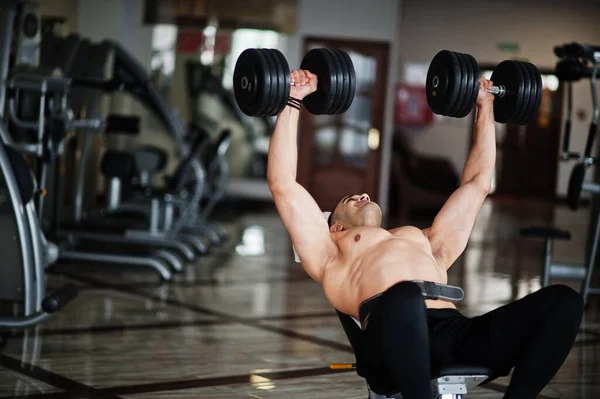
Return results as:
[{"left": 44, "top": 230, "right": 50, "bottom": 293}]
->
[
  {"left": 177, "top": 30, "right": 231, "bottom": 55},
  {"left": 395, "top": 84, "right": 434, "bottom": 126},
  {"left": 214, "top": 33, "right": 231, "bottom": 56},
  {"left": 177, "top": 30, "right": 204, "bottom": 53}
]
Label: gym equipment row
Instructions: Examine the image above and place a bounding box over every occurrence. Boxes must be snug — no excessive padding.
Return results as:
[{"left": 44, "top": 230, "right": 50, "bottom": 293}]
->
[{"left": 0, "top": 0, "right": 233, "bottom": 346}]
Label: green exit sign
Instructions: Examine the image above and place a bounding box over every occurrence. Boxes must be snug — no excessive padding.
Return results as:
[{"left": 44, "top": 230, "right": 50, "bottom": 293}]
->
[{"left": 498, "top": 42, "right": 520, "bottom": 53}]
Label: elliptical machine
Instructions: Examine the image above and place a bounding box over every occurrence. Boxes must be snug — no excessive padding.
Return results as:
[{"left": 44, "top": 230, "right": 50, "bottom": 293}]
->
[{"left": 0, "top": 0, "right": 77, "bottom": 349}]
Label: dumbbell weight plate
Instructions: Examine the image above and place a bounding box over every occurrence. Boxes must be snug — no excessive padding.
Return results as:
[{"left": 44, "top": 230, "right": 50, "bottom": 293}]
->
[
  {"left": 525, "top": 62, "right": 543, "bottom": 124},
  {"left": 233, "top": 49, "right": 272, "bottom": 116},
  {"left": 448, "top": 52, "right": 468, "bottom": 118},
  {"left": 272, "top": 49, "right": 291, "bottom": 115},
  {"left": 567, "top": 163, "right": 586, "bottom": 210},
  {"left": 301, "top": 48, "right": 337, "bottom": 115},
  {"left": 328, "top": 49, "right": 349, "bottom": 115},
  {"left": 455, "top": 52, "right": 473, "bottom": 118},
  {"left": 267, "top": 48, "right": 286, "bottom": 116},
  {"left": 267, "top": 48, "right": 289, "bottom": 116},
  {"left": 337, "top": 49, "right": 357, "bottom": 113},
  {"left": 426, "top": 50, "right": 450, "bottom": 115},
  {"left": 324, "top": 48, "right": 342, "bottom": 115},
  {"left": 532, "top": 62, "right": 544, "bottom": 119},
  {"left": 259, "top": 49, "right": 276, "bottom": 117},
  {"left": 490, "top": 60, "right": 525, "bottom": 124},
  {"left": 513, "top": 62, "right": 532, "bottom": 125},
  {"left": 445, "top": 51, "right": 464, "bottom": 116},
  {"left": 251, "top": 48, "right": 273, "bottom": 117},
  {"left": 459, "top": 52, "right": 480, "bottom": 118},
  {"left": 516, "top": 62, "right": 542, "bottom": 125},
  {"left": 453, "top": 52, "right": 469, "bottom": 118},
  {"left": 426, "top": 50, "right": 462, "bottom": 116},
  {"left": 521, "top": 62, "right": 541, "bottom": 125},
  {"left": 513, "top": 62, "right": 533, "bottom": 125},
  {"left": 259, "top": 49, "right": 280, "bottom": 116}
]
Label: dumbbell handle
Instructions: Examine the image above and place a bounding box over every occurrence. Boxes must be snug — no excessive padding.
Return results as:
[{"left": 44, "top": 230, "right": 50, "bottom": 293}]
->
[
  {"left": 486, "top": 85, "right": 507, "bottom": 98},
  {"left": 241, "top": 76, "right": 307, "bottom": 89}
]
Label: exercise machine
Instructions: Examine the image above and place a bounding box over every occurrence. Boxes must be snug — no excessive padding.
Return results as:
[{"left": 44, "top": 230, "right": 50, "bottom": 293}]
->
[
  {"left": 7, "top": 20, "right": 180, "bottom": 280},
  {"left": 57, "top": 38, "right": 212, "bottom": 256},
  {"left": 0, "top": 0, "right": 77, "bottom": 348},
  {"left": 521, "top": 42, "right": 600, "bottom": 304}
]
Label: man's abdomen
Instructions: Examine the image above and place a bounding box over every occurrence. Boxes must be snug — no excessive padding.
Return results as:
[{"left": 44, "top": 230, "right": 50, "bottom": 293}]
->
[{"left": 325, "top": 240, "right": 452, "bottom": 316}]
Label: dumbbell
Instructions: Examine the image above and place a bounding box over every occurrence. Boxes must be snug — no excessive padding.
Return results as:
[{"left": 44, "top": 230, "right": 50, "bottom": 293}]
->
[
  {"left": 426, "top": 50, "right": 543, "bottom": 125},
  {"left": 233, "top": 48, "right": 356, "bottom": 117}
]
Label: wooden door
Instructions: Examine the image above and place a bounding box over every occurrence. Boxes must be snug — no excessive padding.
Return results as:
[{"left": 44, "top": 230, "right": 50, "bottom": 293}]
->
[{"left": 297, "top": 37, "right": 389, "bottom": 212}]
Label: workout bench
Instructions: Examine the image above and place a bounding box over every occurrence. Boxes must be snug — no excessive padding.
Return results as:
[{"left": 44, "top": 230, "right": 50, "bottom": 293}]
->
[
  {"left": 520, "top": 167, "right": 600, "bottom": 304},
  {"left": 368, "top": 366, "right": 491, "bottom": 399},
  {"left": 519, "top": 226, "right": 585, "bottom": 287}
]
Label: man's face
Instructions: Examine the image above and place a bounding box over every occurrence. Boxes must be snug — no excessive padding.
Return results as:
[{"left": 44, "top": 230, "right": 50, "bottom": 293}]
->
[{"left": 331, "top": 193, "right": 382, "bottom": 230}]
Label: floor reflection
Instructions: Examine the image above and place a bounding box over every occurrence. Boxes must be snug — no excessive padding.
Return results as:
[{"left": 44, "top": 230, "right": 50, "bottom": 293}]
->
[{"left": 0, "top": 198, "right": 599, "bottom": 398}]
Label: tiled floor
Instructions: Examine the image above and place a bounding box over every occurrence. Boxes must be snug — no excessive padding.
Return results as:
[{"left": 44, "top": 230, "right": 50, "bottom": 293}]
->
[{"left": 1, "top": 197, "right": 600, "bottom": 398}]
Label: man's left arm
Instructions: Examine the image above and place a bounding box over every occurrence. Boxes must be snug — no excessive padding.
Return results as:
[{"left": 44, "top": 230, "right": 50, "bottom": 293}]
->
[{"left": 425, "top": 78, "right": 496, "bottom": 269}]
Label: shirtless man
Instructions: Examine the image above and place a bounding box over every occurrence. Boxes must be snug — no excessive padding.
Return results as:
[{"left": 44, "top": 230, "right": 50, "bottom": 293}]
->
[{"left": 267, "top": 68, "right": 584, "bottom": 399}]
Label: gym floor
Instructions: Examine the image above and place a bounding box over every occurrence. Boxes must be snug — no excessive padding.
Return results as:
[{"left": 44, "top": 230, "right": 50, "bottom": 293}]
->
[{"left": 0, "top": 198, "right": 599, "bottom": 398}]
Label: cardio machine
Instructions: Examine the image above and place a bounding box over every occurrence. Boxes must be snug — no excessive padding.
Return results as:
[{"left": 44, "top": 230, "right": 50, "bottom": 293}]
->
[
  {"left": 5, "top": 12, "right": 181, "bottom": 280},
  {"left": 0, "top": 0, "right": 77, "bottom": 349}
]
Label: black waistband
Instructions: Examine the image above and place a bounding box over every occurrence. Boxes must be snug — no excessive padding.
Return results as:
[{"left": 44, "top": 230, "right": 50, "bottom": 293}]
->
[
  {"left": 412, "top": 280, "right": 465, "bottom": 302},
  {"left": 358, "top": 281, "right": 465, "bottom": 328}
]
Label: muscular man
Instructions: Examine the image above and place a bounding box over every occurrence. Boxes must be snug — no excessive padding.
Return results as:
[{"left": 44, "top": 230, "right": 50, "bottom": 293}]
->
[{"left": 267, "top": 69, "right": 583, "bottom": 399}]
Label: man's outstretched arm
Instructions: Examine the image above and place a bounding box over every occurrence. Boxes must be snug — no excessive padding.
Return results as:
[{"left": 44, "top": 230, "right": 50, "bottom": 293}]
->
[
  {"left": 425, "top": 77, "right": 496, "bottom": 269},
  {"left": 268, "top": 70, "right": 338, "bottom": 282}
]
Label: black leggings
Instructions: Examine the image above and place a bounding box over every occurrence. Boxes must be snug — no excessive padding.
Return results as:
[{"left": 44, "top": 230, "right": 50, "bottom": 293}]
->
[{"left": 359, "top": 281, "right": 584, "bottom": 399}]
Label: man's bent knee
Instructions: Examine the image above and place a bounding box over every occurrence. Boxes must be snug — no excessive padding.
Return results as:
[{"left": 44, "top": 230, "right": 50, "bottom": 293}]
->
[
  {"left": 543, "top": 284, "right": 584, "bottom": 327},
  {"left": 543, "top": 285, "right": 584, "bottom": 309}
]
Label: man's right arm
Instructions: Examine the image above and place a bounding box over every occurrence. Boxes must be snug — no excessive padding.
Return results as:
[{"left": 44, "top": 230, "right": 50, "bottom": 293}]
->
[
  {"left": 424, "top": 77, "right": 496, "bottom": 269},
  {"left": 267, "top": 71, "right": 338, "bottom": 282}
]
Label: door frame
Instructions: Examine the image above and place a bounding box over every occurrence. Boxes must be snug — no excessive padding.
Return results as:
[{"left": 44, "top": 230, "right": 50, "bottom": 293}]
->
[{"left": 297, "top": 36, "right": 390, "bottom": 208}]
